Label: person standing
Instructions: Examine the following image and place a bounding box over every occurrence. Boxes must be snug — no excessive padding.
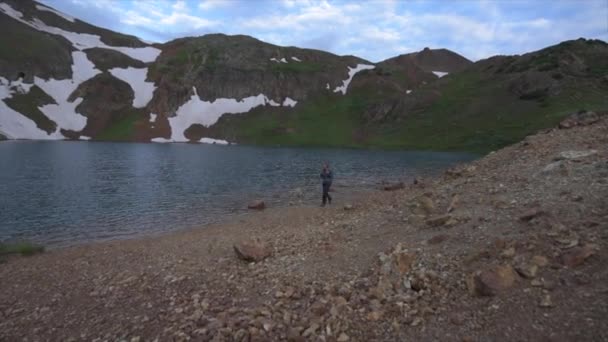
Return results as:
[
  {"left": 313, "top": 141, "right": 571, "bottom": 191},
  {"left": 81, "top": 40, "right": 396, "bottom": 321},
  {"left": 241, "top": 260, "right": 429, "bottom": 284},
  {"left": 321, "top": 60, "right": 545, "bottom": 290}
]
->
[{"left": 320, "top": 163, "right": 333, "bottom": 206}]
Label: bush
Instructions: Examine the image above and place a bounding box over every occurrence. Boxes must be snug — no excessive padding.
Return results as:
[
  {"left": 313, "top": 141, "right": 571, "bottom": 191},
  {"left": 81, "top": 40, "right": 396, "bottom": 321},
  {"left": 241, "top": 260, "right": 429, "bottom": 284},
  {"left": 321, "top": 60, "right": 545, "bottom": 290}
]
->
[{"left": 0, "top": 242, "right": 45, "bottom": 256}]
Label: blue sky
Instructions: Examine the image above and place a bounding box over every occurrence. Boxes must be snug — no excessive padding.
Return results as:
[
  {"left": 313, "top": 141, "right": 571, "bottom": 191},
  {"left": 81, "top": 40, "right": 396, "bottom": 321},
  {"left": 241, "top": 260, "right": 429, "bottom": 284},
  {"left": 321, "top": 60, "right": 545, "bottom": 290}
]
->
[{"left": 39, "top": 0, "right": 608, "bottom": 62}]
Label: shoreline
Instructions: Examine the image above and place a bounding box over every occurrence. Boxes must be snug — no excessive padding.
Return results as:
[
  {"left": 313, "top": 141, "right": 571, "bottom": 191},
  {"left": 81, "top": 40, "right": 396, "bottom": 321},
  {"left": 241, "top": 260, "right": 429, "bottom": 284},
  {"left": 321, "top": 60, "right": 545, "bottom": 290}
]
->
[{"left": 1, "top": 116, "right": 606, "bottom": 341}]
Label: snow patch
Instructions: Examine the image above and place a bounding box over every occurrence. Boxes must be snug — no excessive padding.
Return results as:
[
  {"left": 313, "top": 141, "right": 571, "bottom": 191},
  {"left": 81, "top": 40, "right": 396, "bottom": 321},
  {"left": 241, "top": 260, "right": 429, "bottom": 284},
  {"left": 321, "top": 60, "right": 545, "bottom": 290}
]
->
[
  {"left": 108, "top": 67, "right": 155, "bottom": 108},
  {"left": 326, "top": 83, "right": 330, "bottom": 90},
  {"left": 149, "top": 113, "right": 157, "bottom": 123},
  {"left": 0, "top": 3, "right": 160, "bottom": 63},
  {"left": 270, "top": 58, "right": 279, "bottom": 63},
  {"left": 432, "top": 71, "right": 449, "bottom": 78},
  {"left": 200, "top": 138, "right": 229, "bottom": 145},
  {"left": 79, "top": 135, "right": 91, "bottom": 140},
  {"left": 268, "top": 99, "right": 281, "bottom": 107},
  {"left": 283, "top": 97, "right": 297, "bottom": 107},
  {"left": 406, "top": 90, "right": 412, "bottom": 94},
  {"left": 35, "top": 4, "right": 75, "bottom": 22},
  {"left": 333, "top": 64, "right": 375, "bottom": 95},
  {"left": 0, "top": 77, "right": 64, "bottom": 140},
  {"left": 151, "top": 137, "right": 172, "bottom": 143},
  {"left": 291, "top": 57, "right": 302, "bottom": 62},
  {"left": 35, "top": 51, "right": 100, "bottom": 131},
  {"left": 280, "top": 58, "right": 288, "bottom": 63}
]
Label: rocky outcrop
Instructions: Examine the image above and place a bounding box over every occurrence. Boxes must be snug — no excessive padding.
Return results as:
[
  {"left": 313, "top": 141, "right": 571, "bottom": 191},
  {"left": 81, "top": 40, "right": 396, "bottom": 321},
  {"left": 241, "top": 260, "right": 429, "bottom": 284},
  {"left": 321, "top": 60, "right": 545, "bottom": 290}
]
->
[{"left": 234, "top": 238, "right": 271, "bottom": 262}]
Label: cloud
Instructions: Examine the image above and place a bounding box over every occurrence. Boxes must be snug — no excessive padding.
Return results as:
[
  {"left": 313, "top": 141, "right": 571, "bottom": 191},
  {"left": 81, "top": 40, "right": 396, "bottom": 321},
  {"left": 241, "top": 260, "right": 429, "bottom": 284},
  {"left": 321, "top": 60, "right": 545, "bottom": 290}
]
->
[{"left": 39, "top": 0, "right": 608, "bottom": 62}]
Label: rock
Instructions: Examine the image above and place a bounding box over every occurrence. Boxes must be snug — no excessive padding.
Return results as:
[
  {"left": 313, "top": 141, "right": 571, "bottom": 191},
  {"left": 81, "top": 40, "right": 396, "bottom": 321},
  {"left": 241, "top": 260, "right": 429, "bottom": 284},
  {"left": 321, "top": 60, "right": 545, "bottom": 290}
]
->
[
  {"left": 519, "top": 208, "right": 545, "bottom": 221},
  {"left": 539, "top": 294, "right": 553, "bottom": 308},
  {"left": 343, "top": 204, "right": 354, "bottom": 211},
  {"left": 530, "top": 279, "right": 543, "bottom": 287},
  {"left": 384, "top": 182, "right": 405, "bottom": 191},
  {"left": 367, "top": 311, "right": 383, "bottom": 321},
  {"left": 426, "top": 214, "right": 452, "bottom": 227},
  {"left": 531, "top": 255, "right": 549, "bottom": 267},
  {"left": 515, "top": 263, "right": 538, "bottom": 279},
  {"left": 419, "top": 196, "right": 435, "bottom": 214},
  {"left": 447, "top": 194, "right": 460, "bottom": 213},
  {"left": 560, "top": 245, "right": 595, "bottom": 267},
  {"left": 337, "top": 332, "right": 350, "bottom": 341},
  {"left": 427, "top": 234, "right": 449, "bottom": 245},
  {"left": 541, "top": 161, "right": 563, "bottom": 173},
  {"left": 413, "top": 177, "right": 424, "bottom": 185},
  {"left": 501, "top": 247, "right": 516, "bottom": 258},
  {"left": 559, "top": 111, "right": 600, "bottom": 129},
  {"left": 248, "top": 200, "right": 266, "bottom": 210},
  {"left": 469, "top": 265, "right": 518, "bottom": 296},
  {"left": 234, "top": 238, "right": 271, "bottom": 262},
  {"left": 302, "top": 323, "right": 319, "bottom": 337},
  {"left": 394, "top": 251, "right": 416, "bottom": 275},
  {"left": 555, "top": 150, "right": 598, "bottom": 161}
]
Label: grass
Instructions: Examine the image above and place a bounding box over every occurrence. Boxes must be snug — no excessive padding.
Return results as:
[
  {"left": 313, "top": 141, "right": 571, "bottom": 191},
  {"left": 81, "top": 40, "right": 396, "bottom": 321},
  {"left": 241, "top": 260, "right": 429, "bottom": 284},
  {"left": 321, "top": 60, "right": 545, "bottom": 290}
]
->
[
  {"left": 271, "top": 61, "right": 325, "bottom": 73},
  {"left": 0, "top": 242, "right": 45, "bottom": 257},
  {"left": 96, "top": 111, "right": 141, "bottom": 141}
]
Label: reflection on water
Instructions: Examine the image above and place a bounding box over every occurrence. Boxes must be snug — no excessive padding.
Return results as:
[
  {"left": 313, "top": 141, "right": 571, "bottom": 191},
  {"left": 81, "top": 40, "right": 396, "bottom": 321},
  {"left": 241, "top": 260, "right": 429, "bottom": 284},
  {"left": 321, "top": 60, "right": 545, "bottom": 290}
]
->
[{"left": 0, "top": 141, "right": 477, "bottom": 247}]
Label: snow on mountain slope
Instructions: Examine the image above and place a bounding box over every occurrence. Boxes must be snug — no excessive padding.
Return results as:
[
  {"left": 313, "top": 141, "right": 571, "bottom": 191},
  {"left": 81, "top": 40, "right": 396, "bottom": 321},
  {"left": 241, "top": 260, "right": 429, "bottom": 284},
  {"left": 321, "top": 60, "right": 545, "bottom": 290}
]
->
[
  {"left": 0, "top": 3, "right": 160, "bottom": 63},
  {"left": 333, "top": 64, "right": 375, "bottom": 95},
  {"left": 0, "top": 77, "right": 63, "bottom": 139},
  {"left": 109, "top": 67, "right": 156, "bottom": 108},
  {"left": 160, "top": 87, "right": 299, "bottom": 143}
]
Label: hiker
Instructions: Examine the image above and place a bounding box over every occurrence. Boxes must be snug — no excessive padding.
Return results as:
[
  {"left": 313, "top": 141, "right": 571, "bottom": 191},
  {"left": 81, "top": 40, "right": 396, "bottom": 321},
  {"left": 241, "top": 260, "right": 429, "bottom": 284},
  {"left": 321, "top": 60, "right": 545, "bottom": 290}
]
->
[{"left": 320, "top": 163, "right": 333, "bottom": 206}]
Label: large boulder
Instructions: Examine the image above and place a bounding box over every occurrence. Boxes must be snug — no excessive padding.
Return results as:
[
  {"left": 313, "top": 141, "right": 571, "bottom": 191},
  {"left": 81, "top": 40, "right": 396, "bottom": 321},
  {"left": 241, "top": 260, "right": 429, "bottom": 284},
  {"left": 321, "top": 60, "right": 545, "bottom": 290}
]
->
[
  {"left": 247, "top": 200, "right": 266, "bottom": 210},
  {"left": 234, "top": 238, "right": 271, "bottom": 262},
  {"left": 468, "top": 265, "right": 518, "bottom": 296},
  {"left": 558, "top": 111, "right": 600, "bottom": 129}
]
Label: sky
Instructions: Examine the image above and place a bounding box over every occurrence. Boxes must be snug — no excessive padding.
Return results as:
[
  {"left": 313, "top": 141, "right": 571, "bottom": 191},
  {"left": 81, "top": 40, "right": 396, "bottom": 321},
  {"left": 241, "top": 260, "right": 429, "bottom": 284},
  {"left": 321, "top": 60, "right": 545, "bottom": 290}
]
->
[{"left": 39, "top": 0, "right": 608, "bottom": 62}]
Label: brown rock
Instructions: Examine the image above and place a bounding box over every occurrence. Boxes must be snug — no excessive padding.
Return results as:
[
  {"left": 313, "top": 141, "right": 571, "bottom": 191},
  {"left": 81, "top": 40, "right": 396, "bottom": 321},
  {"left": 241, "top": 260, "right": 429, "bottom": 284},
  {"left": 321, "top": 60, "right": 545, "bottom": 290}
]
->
[
  {"left": 394, "top": 251, "right": 416, "bottom": 275},
  {"left": 427, "top": 234, "right": 449, "bottom": 245},
  {"left": 515, "top": 263, "right": 538, "bottom": 279},
  {"left": 531, "top": 255, "right": 549, "bottom": 267},
  {"left": 469, "top": 265, "right": 518, "bottom": 296},
  {"left": 559, "top": 111, "right": 600, "bottom": 129},
  {"left": 367, "top": 311, "right": 383, "bottom": 321},
  {"left": 234, "top": 238, "right": 271, "bottom": 262},
  {"left": 426, "top": 214, "right": 452, "bottom": 227},
  {"left": 519, "top": 208, "right": 545, "bottom": 221},
  {"left": 248, "top": 200, "right": 266, "bottom": 210},
  {"left": 337, "top": 332, "right": 350, "bottom": 342},
  {"left": 419, "top": 196, "right": 435, "bottom": 214},
  {"left": 560, "top": 245, "right": 595, "bottom": 267},
  {"left": 384, "top": 182, "right": 405, "bottom": 191},
  {"left": 447, "top": 194, "right": 460, "bottom": 213}
]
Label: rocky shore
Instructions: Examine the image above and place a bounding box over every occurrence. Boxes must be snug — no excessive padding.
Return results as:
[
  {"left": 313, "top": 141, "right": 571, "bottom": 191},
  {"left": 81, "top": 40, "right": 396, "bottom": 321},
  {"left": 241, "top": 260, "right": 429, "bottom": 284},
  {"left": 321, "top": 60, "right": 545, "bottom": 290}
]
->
[{"left": 1, "top": 113, "right": 607, "bottom": 341}]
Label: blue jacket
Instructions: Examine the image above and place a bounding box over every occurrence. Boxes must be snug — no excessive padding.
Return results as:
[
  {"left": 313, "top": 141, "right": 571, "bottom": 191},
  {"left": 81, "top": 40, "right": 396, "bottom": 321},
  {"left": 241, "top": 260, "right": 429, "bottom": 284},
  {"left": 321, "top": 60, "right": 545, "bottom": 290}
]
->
[{"left": 320, "top": 169, "right": 333, "bottom": 185}]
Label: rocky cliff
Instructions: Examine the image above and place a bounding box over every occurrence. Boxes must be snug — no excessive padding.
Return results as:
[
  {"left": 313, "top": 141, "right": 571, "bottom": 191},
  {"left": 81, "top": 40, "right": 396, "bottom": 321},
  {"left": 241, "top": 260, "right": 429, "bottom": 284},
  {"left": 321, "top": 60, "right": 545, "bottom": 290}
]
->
[{"left": 1, "top": 0, "right": 607, "bottom": 152}]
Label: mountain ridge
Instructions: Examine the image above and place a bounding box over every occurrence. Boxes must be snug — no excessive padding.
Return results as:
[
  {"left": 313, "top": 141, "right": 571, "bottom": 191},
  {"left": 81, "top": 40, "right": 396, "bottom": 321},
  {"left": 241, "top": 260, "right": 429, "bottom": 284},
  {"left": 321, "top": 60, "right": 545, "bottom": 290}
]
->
[{"left": 0, "top": 0, "right": 606, "bottom": 152}]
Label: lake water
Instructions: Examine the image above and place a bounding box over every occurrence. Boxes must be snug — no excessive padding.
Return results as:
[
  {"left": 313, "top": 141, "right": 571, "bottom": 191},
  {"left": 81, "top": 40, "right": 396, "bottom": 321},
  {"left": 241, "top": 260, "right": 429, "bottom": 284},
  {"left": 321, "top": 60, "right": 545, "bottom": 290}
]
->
[{"left": 0, "top": 141, "right": 477, "bottom": 247}]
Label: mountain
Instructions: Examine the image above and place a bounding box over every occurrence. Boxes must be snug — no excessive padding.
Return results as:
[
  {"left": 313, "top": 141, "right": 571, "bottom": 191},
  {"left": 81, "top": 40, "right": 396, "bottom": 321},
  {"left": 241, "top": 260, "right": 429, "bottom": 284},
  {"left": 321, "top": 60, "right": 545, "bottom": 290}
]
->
[{"left": 1, "top": 0, "right": 607, "bottom": 152}]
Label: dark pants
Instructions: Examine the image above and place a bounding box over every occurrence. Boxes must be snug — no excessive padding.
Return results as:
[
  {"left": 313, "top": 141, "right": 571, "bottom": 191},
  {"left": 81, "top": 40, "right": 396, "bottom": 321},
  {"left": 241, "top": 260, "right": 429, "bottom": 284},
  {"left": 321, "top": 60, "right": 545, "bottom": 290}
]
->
[{"left": 322, "top": 183, "right": 332, "bottom": 205}]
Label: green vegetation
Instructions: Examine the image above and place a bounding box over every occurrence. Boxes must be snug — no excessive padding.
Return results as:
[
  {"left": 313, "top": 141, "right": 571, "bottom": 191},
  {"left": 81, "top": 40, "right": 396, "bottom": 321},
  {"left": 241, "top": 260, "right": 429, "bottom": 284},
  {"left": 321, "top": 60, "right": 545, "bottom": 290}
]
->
[
  {"left": 4, "top": 85, "right": 57, "bottom": 134},
  {"left": 96, "top": 111, "right": 141, "bottom": 141},
  {"left": 271, "top": 61, "right": 325, "bottom": 73},
  {"left": 0, "top": 242, "right": 45, "bottom": 257}
]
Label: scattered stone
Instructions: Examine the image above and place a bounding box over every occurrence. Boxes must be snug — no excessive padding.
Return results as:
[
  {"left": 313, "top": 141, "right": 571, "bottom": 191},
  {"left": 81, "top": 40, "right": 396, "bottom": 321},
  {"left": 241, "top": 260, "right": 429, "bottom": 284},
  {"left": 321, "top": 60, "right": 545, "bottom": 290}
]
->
[
  {"left": 234, "top": 238, "right": 272, "bottom": 262},
  {"left": 343, "top": 204, "right": 354, "bottom": 210},
  {"left": 418, "top": 196, "right": 435, "bottom": 214},
  {"left": 555, "top": 150, "right": 598, "bottom": 161},
  {"left": 384, "top": 182, "right": 405, "bottom": 191},
  {"left": 519, "top": 208, "right": 545, "bottom": 221},
  {"left": 531, "top": 255, "right": 549, "bottom": 267},
  {"left": 469, "top": 265, "right": 518, "bottom": 296},
  {"left": 539, "top": 294, "right": 553, "bottom": 308},
  {"left": 337, "top": 332, "right": 350, "bottom": 341},
  {"left": 426, "top": 214, "right": 452, "bottom": 227},
  {"left": 367, "top": 311, "right": 383, "bottom": 321},
  {"left": 447, "top": 194, "right": 460, "bottom": 213},
  {"left": 394, "top": 251, "right": 416, "bottom": 275},
  {"left": 501, "top": 247, "right": 516, "bottom": 258},
  {"left": 515, "top": 263, "right": 538, "bottom": 279},
  {"left": 541, "top": 161, "right": 563, "bottom": 173},
  {"left": 560, "top": 245, "right": 595, "bottom": 267},
  {"left": 427, "top": 234, "right": 449, "bottom": 245},
  {"left": 248, "top": 200, "right": 266, "bottom": 210},
  {"left": 530, "top": 279, "right": 543, "bottom": 287},
  {"left": 559, "top": 111, "right": 600, "bottom": 129}
]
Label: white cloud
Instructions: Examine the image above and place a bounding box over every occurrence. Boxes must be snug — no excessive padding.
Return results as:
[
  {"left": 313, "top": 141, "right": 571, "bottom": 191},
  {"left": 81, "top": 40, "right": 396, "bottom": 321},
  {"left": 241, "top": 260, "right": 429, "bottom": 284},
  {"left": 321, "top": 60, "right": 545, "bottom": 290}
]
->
[{"left": 199, "top": 0, "right": 230, "bottom": 10}]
